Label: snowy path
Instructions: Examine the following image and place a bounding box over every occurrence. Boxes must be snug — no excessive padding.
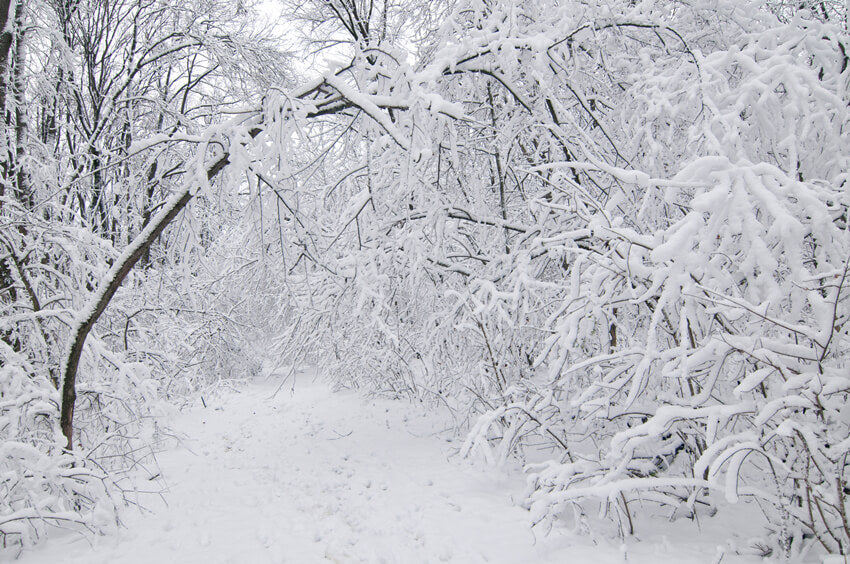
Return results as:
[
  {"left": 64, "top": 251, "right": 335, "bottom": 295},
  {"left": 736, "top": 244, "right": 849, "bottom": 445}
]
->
[{"left": 19, "top": 375, "right": 755, "bottom": 563}]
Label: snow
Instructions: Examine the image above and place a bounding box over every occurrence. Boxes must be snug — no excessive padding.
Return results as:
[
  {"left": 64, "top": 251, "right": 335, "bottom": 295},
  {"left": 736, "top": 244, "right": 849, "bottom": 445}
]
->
[{"left": 16, "top": 372, "right": 765, "bottom": 563}]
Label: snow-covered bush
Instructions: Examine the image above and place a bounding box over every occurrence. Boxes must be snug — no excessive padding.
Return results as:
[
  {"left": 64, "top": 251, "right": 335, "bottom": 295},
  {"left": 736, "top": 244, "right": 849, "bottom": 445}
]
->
[
  {"left": 270, "top": 0, "right": 849, "bottom": 557},
  {"left": 0, "top": 338, "right": 120, "bottom": 551}
]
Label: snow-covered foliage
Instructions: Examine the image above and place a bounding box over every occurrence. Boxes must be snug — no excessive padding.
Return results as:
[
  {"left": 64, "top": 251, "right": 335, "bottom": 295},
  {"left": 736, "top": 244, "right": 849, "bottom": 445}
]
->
[
  {"left": 0, "top": 344, "right": 117, "bottom": 549},
  {"left": 3, "top": 0, "right": 849, "bottom": 558},
  {"left": 259, "top": 0, "right": 850, "bottom": 557}
]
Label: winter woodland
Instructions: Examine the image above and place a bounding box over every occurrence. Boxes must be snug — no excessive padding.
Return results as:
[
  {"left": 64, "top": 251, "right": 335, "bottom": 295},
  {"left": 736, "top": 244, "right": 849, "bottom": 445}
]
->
[{"left": 0, "top": 0, "right": 849, "bottom": 560}]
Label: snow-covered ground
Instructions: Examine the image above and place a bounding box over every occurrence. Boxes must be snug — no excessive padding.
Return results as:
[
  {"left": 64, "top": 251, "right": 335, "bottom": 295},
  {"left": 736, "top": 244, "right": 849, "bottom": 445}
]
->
[{"left": 16, "top": 372, "right": 768, "bottom": 563}]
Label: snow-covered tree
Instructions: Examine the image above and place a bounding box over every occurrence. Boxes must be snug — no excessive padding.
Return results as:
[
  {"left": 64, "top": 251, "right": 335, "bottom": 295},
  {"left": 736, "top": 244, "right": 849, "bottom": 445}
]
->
[
  {"left": 2, "top": 0, "right": 848, "bottom": 557},
  {"left": 0, "top": 0, "right": 289, "bottom": 549},
  {"left": 268, "top": 0, "right": 850, "bottom": 556}
]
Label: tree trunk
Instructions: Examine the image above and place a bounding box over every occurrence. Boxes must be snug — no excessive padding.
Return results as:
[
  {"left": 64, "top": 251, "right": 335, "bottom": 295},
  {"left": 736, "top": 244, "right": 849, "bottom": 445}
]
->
[
  {"left": 0, "top": 0, "right": 26, "bottom": 203},
  {"left": 0, "top": 0, "right": 19, "bottom": 353},
  {"left": 0, "top": 0, "right": 14, "bottom": 119},
  {"left": 11, "top": 0, "right": 29, "bottom": 208}
]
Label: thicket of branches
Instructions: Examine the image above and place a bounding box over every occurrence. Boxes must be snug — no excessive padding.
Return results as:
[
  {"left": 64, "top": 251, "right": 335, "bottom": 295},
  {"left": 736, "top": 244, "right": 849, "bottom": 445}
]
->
[
  {"left": 1, "top": 0, "right": 848, "bottom": 559},
  {"left": 0, "top": 0, "right": 287, "bottom": 550},
  {"left": 268, "top": 0, "right": 850, "bottom": 558}
]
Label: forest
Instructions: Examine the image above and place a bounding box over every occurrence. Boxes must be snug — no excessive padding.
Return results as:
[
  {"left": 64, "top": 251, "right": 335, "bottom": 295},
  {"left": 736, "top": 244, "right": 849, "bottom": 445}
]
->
[{"left": 0, "top": 0, "right": 848, "bottom": 560}]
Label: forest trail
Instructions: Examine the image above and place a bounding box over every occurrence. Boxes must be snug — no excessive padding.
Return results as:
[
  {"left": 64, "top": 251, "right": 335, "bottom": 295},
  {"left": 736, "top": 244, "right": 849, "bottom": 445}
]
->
[{"left": 18, "top": 373, "right": 747, "bottom": 563}]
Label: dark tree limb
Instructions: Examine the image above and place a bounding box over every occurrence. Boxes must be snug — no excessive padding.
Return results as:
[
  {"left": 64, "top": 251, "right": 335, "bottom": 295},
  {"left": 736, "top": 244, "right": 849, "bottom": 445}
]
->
[{"left": 59, "top": 151, "right": 232, "bottom": 451}]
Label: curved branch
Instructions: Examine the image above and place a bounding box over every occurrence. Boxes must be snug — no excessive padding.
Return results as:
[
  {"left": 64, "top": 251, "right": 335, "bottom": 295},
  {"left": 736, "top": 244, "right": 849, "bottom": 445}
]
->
[{"left": 59, "top": 149, "right": 233, "bottom": 451}]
